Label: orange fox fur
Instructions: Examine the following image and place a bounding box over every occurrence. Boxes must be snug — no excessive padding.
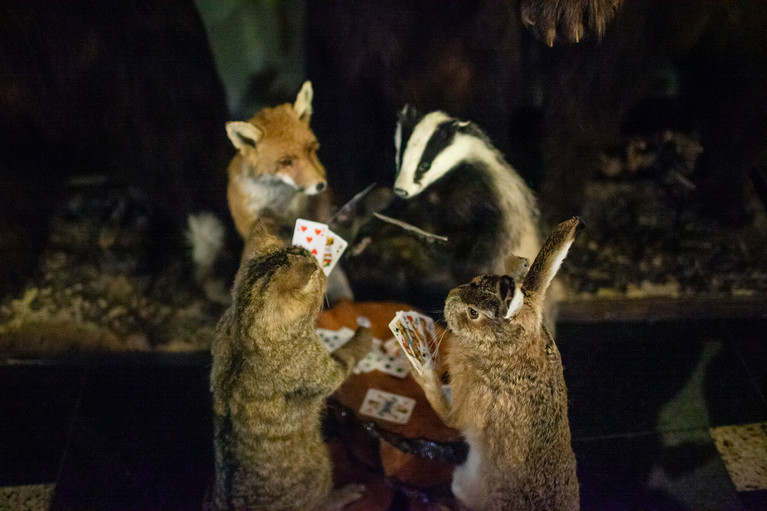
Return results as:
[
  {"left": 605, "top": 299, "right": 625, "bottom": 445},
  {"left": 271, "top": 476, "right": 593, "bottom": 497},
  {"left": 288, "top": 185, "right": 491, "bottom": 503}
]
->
[{"left": 226, "top": 81, "right": 331, "bottom": 240}]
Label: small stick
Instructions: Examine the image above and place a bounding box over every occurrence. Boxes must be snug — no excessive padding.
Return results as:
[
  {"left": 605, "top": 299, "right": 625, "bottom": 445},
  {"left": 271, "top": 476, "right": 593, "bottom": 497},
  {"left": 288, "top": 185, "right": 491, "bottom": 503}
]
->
[{"left": 373, "top": 212, "right": 448, "bottom": 244}]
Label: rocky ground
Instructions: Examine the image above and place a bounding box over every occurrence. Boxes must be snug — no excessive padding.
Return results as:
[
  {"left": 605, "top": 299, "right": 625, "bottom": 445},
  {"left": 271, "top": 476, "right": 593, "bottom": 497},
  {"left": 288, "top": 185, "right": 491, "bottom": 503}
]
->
[{"left": 1, "top": 131, "right": 765, "bottom": 355}]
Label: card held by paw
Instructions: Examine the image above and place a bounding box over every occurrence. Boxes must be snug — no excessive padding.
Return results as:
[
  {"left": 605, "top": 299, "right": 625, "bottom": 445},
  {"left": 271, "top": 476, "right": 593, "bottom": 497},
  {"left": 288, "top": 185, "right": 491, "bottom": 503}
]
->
[
  {"left": 389, "top": 310, "right": 440, "bottom": 376},
  {"left": 359, "top": 388, "right": 416, "bottom": 424},
  {"left": 293, "top": 218, "right": 347, "bottom": 276}
]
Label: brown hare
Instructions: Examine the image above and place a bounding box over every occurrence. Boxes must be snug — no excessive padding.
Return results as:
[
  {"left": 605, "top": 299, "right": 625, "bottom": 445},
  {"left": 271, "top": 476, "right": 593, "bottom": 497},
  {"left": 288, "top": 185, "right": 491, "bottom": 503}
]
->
[{"left": 413, "top": 217, "right": 583, "bottom": 510}]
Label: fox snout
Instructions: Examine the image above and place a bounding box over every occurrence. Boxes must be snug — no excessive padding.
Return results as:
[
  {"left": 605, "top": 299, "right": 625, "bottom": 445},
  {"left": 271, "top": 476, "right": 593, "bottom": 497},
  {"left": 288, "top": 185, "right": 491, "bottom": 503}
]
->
[{"left": 278, "top": 159, "right": 327, "bottom": 195}]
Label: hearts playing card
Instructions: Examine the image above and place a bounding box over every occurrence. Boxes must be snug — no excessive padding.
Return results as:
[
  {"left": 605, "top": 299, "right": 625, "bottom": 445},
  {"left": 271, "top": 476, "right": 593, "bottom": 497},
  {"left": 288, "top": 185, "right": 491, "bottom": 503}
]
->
[
  {"left": 359, "top": 388, "right": 416, "bottom": 424},
  {"left": 389, "top": 310, "right": 440, "bottom": 375},
  {"left": 292, "top": 218, "right": 328, "bottom": 265},
  {"left": 293, "top": 219, "right": 347, "bottom": 275}
]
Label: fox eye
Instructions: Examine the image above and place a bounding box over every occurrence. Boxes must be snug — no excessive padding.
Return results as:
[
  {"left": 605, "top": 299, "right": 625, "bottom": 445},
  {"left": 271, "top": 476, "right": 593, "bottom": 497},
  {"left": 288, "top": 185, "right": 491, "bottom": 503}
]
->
[
  {"left": 468, "top": 307, "right": 479, "bottom": 320},
  {"left": 279, "top": 156, "right": 293, "bottom": 167}
]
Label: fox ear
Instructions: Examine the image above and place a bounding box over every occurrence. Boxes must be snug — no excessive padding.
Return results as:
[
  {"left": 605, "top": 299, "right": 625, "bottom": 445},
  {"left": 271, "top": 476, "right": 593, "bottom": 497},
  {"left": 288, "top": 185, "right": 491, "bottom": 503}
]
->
[
  {"left": 293, "top": 81, "right": 313, "bottom": 124},
  {"left": 226, "top": 121, "right": 264, "bottom": 154}
]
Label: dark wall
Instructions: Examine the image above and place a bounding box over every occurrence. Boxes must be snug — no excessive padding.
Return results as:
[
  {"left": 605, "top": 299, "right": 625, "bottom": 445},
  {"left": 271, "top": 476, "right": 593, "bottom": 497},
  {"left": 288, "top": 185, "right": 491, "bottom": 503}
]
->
[
  {"left": 305, "top": 0, "right": 767, "bottom": 222},
  {"left": 0, "top": 0, "right": 231, "bottom": 295}
]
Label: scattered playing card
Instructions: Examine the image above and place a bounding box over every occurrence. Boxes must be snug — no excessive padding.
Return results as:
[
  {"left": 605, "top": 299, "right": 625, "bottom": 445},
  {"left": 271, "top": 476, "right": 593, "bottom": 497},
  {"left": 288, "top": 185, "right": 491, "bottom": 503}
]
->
[
  {"left": 389, "top": 310, "right": 441, "bottom": 375},
  {"left": 354, "top": 350, "right": 410, "bottom": 379},
  {"left": 359, "top": 388, "right": 416, "bottom": 424},
  {"left": 317, "top": 327, "right": 356, "bottom": 353},
  {"left": 292, "top": 218, "right": 328, "bottom": 266}
]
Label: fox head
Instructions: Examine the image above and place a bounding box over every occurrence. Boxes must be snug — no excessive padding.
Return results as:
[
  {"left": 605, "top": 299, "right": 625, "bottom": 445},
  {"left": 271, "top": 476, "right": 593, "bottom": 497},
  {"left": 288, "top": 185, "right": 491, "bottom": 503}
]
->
[{"left": 226, "top": 81, "right": 327, "bottom": 195}]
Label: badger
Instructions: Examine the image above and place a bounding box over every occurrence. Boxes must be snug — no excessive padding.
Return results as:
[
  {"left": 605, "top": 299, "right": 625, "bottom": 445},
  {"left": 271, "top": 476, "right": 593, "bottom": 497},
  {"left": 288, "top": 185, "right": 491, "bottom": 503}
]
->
[{"left": 392, "top": 105, "right": 542, "bottom": 285}]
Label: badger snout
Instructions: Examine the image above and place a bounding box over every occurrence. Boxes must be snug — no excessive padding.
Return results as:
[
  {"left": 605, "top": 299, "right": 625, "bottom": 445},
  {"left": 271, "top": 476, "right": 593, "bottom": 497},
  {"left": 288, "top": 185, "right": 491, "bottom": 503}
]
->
[{"left": 393, "top": 187, "right": 409, "bottom": 198}]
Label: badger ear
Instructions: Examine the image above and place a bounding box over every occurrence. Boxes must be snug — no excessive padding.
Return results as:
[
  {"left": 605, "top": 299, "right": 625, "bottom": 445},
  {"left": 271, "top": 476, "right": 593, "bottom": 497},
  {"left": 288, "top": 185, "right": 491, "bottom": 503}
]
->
[
  {"left": 293, "top": 81, "right": 313, "bottom": 124},
  {"left": 226, "top": 121, "right": 264, "bottom": 154},
  {"left": 398, "top": 104, "right": 420, "bottom": 125}
]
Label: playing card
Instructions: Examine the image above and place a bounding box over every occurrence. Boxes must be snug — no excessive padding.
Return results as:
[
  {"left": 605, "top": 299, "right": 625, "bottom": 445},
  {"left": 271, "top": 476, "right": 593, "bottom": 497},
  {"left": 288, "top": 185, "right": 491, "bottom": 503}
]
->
[
  {"left": 321, "top": 229, "right": 348, "bottom": 276},
  {"left": 359, "top": 388, "right": 416, "bottom": 424},
  {"left": 354, "top": 350, "right": 410, "bottom": 379},
  {"left": 292, "top": 218, "right": 328, "bottom": 265},
  {"left": 388, "top": 310, "right": 440, "bottom": 375},
  {"left": 316, "top": 326, "right": 356, "bottom": 353}
]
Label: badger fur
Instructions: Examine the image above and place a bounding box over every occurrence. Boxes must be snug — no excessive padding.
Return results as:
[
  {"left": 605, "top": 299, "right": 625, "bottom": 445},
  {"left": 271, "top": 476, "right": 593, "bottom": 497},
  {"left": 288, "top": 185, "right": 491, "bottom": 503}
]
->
[{"left": 392, "top": 105, "right": 542, "bottom": 285}]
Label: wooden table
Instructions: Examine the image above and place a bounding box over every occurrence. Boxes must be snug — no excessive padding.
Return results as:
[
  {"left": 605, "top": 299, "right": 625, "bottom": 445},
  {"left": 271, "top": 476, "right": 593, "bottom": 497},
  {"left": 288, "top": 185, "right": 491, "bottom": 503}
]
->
[{"left": 319, "top": 300, "right": 466, "bottom": 493}]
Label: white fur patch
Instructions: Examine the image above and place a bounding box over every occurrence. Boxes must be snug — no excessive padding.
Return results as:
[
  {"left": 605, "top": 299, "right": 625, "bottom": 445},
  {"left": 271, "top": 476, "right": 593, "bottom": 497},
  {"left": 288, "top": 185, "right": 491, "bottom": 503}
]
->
[
  {"left": 186, "top": 212, "right": 225, "bottom": 269},
  {"left": 234, "top": 171, "right": 299, "bottom": 218},
  {"left": 394, "top": 120, "right": 403, "bottom": 171},
  {"left": 504, "top": 287, "right": 524, "bottom": 319},
  {"left": 548, "top": 239, "right": 574, "bottom": 286}
]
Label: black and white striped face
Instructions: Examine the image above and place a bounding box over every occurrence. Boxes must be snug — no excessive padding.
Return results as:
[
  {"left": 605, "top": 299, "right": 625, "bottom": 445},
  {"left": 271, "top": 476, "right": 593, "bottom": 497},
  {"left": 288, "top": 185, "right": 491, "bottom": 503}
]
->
[{"left": 393, "top": 107, "right": 484, "bottom": 199}]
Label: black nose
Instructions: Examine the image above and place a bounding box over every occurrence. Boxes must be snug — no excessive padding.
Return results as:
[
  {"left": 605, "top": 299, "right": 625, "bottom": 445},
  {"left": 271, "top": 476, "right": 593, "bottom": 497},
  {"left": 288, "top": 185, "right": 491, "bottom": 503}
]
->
[
  {"left": 393, "top": 188, "right": 408, "bottom": 197},
  {"left": 316, "top": 182, "right": 326, "bottom": 191}
]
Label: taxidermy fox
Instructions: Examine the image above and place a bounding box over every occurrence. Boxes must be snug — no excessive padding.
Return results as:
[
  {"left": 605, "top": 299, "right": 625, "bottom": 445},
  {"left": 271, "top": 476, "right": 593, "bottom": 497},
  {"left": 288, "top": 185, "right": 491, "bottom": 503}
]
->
[
  {"left": 210, "top": 219, "right": 372, "bottom": 510},
  {"left": 225, "top": 81, "right": 331, "bottom": 241},
  {"left": 412, "top": 217, "right": 582, "bottom": 511}
]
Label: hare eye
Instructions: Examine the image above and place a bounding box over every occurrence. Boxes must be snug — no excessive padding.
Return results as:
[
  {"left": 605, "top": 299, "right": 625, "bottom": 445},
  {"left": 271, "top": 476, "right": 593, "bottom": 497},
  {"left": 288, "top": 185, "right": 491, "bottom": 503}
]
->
[{"left": 468, "top": 307, "right": 479, "bottom": 319}]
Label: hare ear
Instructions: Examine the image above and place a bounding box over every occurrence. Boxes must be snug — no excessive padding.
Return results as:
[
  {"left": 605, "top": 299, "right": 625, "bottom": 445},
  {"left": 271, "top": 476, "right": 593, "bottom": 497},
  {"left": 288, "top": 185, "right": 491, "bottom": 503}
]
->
[
  {"left": 522, "top": 217, "right": 583, "bottom": 310},
  {"left": 226, "top": 121, "right": 264, "bottom": 154},
  {"left": 293, "top": 81, "right": 313, "bottom": 124},
  {"left": 498, "top": 275, "right": 524, "bottom": 320}
]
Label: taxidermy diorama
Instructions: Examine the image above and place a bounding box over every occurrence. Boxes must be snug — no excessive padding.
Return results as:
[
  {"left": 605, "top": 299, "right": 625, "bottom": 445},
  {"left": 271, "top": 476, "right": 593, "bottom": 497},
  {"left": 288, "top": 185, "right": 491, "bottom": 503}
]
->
[
  {"left": 209, "top": 219, "right": 372, "bottom": 511},
  {"left": 407, "top": 217, "right": 583, "bottom": 511}
]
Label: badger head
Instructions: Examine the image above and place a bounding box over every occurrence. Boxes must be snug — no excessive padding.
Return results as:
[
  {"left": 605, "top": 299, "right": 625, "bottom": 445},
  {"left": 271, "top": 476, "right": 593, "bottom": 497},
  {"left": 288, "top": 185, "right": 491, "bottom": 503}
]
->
[{"left": 393, "top": 105, "right": 485, "bottom": 199}]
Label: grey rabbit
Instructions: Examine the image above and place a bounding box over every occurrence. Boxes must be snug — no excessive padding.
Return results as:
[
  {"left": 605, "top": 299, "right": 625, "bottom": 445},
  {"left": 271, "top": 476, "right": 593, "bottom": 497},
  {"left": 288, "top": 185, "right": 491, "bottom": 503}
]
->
[
  {"left": 210, "top": 219, "right": 372, "bottom": 510},
  {"left": 412, "top": 217, "right": 583, "bottom": 510}
]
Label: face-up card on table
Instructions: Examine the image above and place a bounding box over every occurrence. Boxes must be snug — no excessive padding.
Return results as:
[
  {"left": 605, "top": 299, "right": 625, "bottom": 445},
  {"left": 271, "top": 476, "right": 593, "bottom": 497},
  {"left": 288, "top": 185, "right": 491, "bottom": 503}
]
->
[
  {"left": 317, "top": 327, "right": 355, "bottom": 353},
  {"left": 388, "top": 310, "right": 440, "bottom": 375},
  {"left": 359, "top": 388, "right": 416, "bottom": 424},
  {"left": 354, "top": 350, "right": 410, "bottom": 379}
]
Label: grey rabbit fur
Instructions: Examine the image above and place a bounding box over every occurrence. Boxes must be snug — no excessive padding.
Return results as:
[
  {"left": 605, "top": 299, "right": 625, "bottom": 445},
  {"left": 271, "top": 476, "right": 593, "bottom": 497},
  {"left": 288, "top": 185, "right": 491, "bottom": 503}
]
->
[
  {"left": 210, "top": 219, "right": 372, "bottom": 510},
  {"left": 413, "top": 217, "right": 583, "bottom": 510}
]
